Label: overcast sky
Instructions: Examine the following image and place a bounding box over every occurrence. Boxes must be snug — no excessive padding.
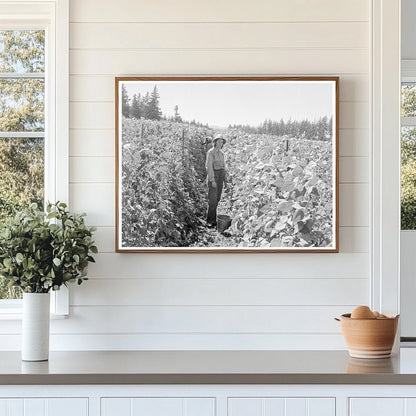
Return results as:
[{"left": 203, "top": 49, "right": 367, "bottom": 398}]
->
[{"left": 123, "top": 80, "right": 335, "bottom": 128}]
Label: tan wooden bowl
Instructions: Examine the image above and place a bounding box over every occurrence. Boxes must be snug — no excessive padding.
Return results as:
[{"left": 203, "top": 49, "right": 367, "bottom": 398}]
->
[{"left": 336, "top": 313, "right": 399, "bottom": 359}]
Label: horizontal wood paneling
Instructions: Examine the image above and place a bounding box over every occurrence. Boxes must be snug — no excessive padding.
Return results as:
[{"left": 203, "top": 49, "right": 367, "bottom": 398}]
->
[
  {"left": 70, "top": 22, "right": 368, "bottom": 49},
  {"left": 48, "top": 305, "right": 354, "bottom": 334},
  {"left": 339, "top": 129, "right": 369, "bottom": 157},
  {"left": 339, "top": 157, "right": 369, "bottom": 183},
  {"left": 0, "top": 333, "right": 347, "bottom": 350},
  {"left": 70, "top": 278, "right": 368, "bottom": 306},
  {"left": 339, "top": 102, "right": 369, "bottom": 129},
  {"left": 0, "top": 306, "right": 354, "bottom": 335},
  {"left": 91, "top": 226, "right": 368, "bottom": 254},
  {"left": 85, "top": 252, "right": 369, "bottom": 279},
  {"left": 69, "top": 130, "right": 115, "bottom": 157},
  {"left": 56, "top": 0, "right": 373, "bottom": 351},
  {"left": 69, "top": 0, "right": 369, "bottom": 23},
  {"left": 70, "top": 157, "right": 114, "bottom": 183},
  {"left": 70, "top": 103, "right": 113, "bottom": 129},
  {"left": 1, "top": 3, "right": 53, "bottom": 16},
  {"left": 339, "top": 227, "right": 369, "bottom": 253},
  {"left": 339, "top": 184, "right": 369, "bottom": 227},
  {"left": 70, "top": 75, "right": 369, "bottom": 103},
  {"left": 90, "top": 227, "right": 115, "bottom": 253},
  {"left": 69, "top": 183, "right": 114, "bottom": 226},
  {"left": 70, "top": 49, "right": 368, "bottom": 76}
]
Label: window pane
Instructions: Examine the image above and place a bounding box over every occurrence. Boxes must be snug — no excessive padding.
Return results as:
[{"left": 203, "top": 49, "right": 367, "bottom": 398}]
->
[
  {"left": 401, "top": 127, "right": 416, "bottom": 230},
  {"left": 402, "top": 84, "right": 416, "bottom": 117},
  {"left": 0, "top": 78, "right": 44, "bottom": 131},
  {"left": 0, "top": 137, "right": 44, "bottom": 218},
  {"left": 0, "top": 137, "right": 44, "bottom": 300},
  {"left": 0, "top": 284, "right": 22, "bottom": 300},
  {"left": 0, "top": 30, "right": 45, "bottom": 301},
  {"left": 0, "top": 30, "right": 45, "bottom": 73}
]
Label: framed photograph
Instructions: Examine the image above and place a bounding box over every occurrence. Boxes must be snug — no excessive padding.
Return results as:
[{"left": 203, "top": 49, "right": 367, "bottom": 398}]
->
[{"left": 115, "top": 76, "right": 339, "bottom": 252}]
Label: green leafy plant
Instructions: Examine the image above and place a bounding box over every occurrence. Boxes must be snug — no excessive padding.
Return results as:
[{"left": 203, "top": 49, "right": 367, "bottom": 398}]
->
[{"left": 0, "top": 202, "right": 97, "bottom": 293}]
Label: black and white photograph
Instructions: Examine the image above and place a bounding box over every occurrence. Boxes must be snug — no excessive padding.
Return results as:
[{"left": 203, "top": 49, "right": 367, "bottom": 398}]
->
[{"left": 116, "top": 77, "right": 338, "bottom": 252}]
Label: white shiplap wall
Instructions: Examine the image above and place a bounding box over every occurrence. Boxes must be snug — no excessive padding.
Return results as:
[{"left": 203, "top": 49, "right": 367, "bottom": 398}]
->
[{"left": 50, "top": 0, "right": 371, "bottom": 350}]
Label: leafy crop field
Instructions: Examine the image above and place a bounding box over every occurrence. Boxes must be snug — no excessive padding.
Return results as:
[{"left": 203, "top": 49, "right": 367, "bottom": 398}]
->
[
  {"left": 223, "top": 130, "right": 334, "bottom": 248},
  {"left": 120, "top": 119, "right": 334, "bottom": 248},
  {"left": 121, "top": 118, "right": 211, "bottom": 247}
]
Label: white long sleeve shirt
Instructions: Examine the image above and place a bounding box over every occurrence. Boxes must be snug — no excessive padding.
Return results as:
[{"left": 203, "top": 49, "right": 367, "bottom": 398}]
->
[{"left": 206, "top": 148, "right": 226, "bottom": 182}]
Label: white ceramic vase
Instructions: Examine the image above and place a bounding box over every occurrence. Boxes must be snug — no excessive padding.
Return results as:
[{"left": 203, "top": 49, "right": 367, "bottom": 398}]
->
[{"left": 22, "top": 292, "right": 50, "bottom": 361}]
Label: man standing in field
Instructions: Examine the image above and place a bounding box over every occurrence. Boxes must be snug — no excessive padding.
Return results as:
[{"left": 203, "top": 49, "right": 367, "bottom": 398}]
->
[{"left": 205, "top": 133, "right": 227, "bottom": 228}]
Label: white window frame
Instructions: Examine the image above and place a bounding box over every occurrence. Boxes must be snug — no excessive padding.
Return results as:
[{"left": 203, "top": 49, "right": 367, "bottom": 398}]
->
[
  {"left": 371, "top": 0, "right": 401, "bottom": 324},
  {"left": 0, "top": 0, "right": 69, "bottom": 317},
  {"left": 399, "top": 60, "right": 416, "bottom": 340}
]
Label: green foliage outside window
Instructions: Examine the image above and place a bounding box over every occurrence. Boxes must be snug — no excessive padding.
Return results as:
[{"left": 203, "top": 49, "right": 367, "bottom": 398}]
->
[
  {"left": 402, "top": 84, "right": 416, "bottom": 117},
  {"left": 0, "top": 30, "right": 45, "bottom": 298},
  {"left": 401, "top": 83, "right": 416, "bottom": 230},
  {"left": 401, "top": 128, "right": 416, "bottom": 229}
]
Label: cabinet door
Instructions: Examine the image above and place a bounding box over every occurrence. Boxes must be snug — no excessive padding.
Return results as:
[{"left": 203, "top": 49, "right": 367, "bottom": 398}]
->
[
  {"left": 0, "top": 398, "right": 88, "bottom": 416},
  {"left": 350, "top": 398, "right": 416, "bottom": 416},
  {"left": 228, "top": 397, "right": 335, "bottom": 416},
  {"left": 101, "top": 398, "right": 215, "bottom": 416}
]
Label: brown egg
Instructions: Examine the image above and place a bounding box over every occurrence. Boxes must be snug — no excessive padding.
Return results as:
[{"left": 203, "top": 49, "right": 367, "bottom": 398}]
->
[
  {"left": 373, "top": 311, "right": 380, "bottom": 318},
  {"left": 351, "top": 305, "right": 376, "bottom": 319}
]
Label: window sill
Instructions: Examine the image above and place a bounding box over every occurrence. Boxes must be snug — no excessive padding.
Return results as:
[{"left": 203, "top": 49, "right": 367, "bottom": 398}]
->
[
  {"left": 0, "top": 312, "right": 68, "bottom": 320},
  {"left": 0, "top": 287, "right": 69, "bottom": 318}
]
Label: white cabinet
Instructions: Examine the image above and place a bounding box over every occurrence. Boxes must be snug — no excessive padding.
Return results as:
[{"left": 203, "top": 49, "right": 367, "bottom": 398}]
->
[
  {"left": 350, "top": 398, "right": 416, "bottom": 416},
  {"left": 228, "top": 397, "right": 335, "bottom": 416},
  {"left": 4, "top": 385, "right": 416, "bottom": 416},
  {"left": 0, "top": 398, "right": 88, "bottom": 416},
  {"left": 101, "top": 397, "right": 215, "bottom": 416}
]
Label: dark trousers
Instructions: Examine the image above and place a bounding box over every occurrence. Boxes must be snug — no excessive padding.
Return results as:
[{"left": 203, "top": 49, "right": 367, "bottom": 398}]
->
[{"left": 206, "top": 169, "right": 225, "bottom": 225}]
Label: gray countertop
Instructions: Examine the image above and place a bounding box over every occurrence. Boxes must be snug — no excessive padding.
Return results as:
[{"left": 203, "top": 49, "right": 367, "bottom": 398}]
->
[{"left": 2, "top": 349, "right": 416, "bottom": 385}]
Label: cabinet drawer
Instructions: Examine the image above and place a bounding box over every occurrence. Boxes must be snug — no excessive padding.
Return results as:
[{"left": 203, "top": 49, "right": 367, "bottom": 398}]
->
[
  {"left": 101, "top": 397, "right": 215, "bottom": 416},
  {"left": 228, "top": 397, "right": 335, "bottom": 416},
  {"left": 0, "top": 398, "right": 88, "bottom": 416},
  {"left": 350, "top": 398, "right": 416, "bottom": 416}
]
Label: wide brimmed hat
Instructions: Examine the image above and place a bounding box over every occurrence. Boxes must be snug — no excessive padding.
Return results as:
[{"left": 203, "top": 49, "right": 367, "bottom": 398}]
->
[{"left": 213, "top": 134, "right": 226, "bottom": 145}]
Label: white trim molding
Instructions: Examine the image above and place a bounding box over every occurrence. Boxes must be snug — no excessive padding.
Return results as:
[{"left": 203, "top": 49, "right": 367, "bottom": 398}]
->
[
  {"left": 371, "top": 0, "right": 401, "bottom": 316},
  {"left": 402, "top": 60, "right": 416, "bottom": 80},
  {"left": 0, "top": 0, "right": 69, "bottom": 315}
]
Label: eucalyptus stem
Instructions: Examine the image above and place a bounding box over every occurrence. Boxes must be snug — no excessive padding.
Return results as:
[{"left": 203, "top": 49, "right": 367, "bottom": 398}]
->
[{"left": 0, "top": 202, "right": 97, "bottom": 294}]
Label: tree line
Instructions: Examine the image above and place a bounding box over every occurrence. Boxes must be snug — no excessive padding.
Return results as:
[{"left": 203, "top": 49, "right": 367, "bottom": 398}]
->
[
  {"left": 121, "top": 84, "right": 210, "bottom": 127},
  {"left": 229, "top": 116, "right": 333, "bottom": 141},
  {"left": 121, "top": 84, "right": 163, "bottom": 120}
]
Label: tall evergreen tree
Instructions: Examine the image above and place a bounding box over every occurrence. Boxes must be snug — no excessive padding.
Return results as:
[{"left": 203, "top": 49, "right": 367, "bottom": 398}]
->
[
  {"left": 121, "top": 84, "right": 130, "bottom": 117},
  {"left": 148, "top": 85, "right": 162, "bottom": 120},
  {"left": 130, "top": 93, "right": 141, "bottom": 119},
  {"left": 316, "top": 116, "right": 327, "bottom": 140},
  {"left": 328, "top": 116, "right": 333, "bottom": 140},
  {"left": 141, "top": 92, "right": 151, "bottom": 119}
]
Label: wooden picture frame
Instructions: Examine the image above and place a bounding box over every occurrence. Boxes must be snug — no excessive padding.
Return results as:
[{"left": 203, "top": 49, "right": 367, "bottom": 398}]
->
[{"left": 115, "top": 76, "right": 339, "bottom": 253}]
